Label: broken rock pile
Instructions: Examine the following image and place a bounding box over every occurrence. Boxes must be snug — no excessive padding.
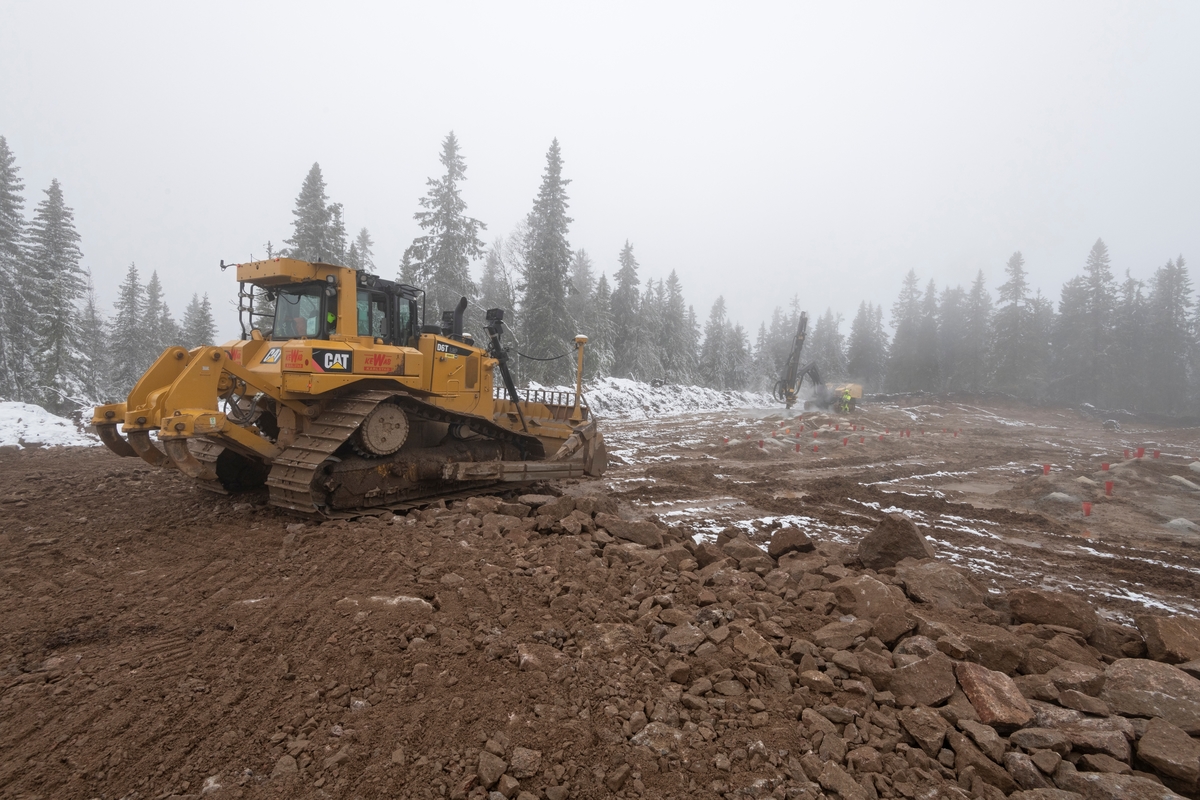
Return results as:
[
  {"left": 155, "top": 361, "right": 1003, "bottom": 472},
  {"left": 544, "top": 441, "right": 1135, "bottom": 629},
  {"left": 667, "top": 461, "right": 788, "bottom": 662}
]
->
[{"left": 285, "top": 500, "right": 1200, "bottom": 799}]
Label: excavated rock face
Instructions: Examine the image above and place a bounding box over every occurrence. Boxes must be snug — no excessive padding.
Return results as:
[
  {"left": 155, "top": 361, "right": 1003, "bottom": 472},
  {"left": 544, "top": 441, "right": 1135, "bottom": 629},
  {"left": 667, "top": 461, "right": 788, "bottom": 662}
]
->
[{"left": 855, "top": 513, "right": 936, "bottom": 569}]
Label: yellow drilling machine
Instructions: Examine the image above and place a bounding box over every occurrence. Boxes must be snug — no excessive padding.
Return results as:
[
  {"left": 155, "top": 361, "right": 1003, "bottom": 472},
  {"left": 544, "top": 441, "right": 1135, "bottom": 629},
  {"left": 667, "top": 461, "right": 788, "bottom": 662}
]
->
[{"left": 92, "top": 258, "right": 607, "bottom": 517}]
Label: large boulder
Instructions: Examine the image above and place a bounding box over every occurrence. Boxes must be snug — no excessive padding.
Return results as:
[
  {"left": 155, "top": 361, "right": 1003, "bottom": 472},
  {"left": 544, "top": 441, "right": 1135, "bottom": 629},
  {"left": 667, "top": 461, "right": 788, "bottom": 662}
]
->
[
  {"left": 828, "top": 574, "right": 909, "bottom": 620},
  {"left": 810, "top": 618, "right": 873, "bottom": 650},
  {"left": 1136, "top": 717, "right": 1200, "bottom": 792},
  {"left": 915, "top": 615, "right": 1025, "bottom": 674},
  {"left": 1054, "top": 764, "right": 1189, "bottom": 800},
  {"left": 1088, "top": 620, "right": 1146, "bottom": 659},
  {"left": 946, "top": 730, "right": 1017, "bottom": 793},
  {"left": 897, "top": 706, "right": 950, "bottom": 757},
  {"left": 955, "top": 662, "right": 1034, "bottom": 728},
  {"left": 595, "top": 513, "right": 662, "bottom": 547},
  {"left": 1008, "top": 588, "right": 1099, "bottom": 638},
  {"left": 1100, "top": 658, "right": 1200, "bottom": 734},
  {"left": 895, "top": 561, "right": 988, "bottom": 610},
  {"left": 856, "top": 513, "right": 935, "bottom": 570},
  {"left": 767, "top": 528, "right": 814, "bottom": 559},
  {"left": 1136, "top": 614, "right": 1200, "bottom": 664},
  {"left": 721, "top": 534, "right": 767, "bottom": 563},
  {"left": 889, "top": 652, "right": 957, "bottom": 708},
  {"left": 535, "top": 494, "right": 576, "bottom": 519}
]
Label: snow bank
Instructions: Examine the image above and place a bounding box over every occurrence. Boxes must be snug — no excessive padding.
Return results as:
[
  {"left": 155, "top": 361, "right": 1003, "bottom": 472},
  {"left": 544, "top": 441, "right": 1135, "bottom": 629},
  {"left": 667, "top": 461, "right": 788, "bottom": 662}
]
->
[
  {"left": 531, "top": 377, "right": 774, "bottom": 419},
  {"left": 0, "top": 402, "right": 100, "bottom": 448}
]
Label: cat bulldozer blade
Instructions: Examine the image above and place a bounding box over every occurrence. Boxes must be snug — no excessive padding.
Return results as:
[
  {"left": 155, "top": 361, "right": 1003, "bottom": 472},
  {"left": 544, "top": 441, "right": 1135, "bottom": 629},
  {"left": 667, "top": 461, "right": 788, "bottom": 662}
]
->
[{"left": 92, "top": 258, "right": 607, "bottom": 517}]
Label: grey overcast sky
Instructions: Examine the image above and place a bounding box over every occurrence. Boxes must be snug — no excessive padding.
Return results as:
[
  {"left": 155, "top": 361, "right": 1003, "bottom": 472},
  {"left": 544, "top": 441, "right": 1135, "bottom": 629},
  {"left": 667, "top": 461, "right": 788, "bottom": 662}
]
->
[{"left": 2, "top": 1, "right": 1198, "bottom": 342}]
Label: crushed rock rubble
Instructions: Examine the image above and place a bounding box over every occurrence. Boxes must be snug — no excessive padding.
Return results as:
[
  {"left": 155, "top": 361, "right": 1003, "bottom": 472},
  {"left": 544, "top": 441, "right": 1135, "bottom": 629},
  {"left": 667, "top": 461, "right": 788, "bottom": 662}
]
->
[{"left": 4, "top": 481, "right": 1200, "bottom": 799}]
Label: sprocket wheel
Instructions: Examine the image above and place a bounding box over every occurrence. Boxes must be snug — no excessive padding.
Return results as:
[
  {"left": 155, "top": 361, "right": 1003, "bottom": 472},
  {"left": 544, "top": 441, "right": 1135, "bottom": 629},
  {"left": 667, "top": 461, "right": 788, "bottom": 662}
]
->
[{"left": 351, "top": 403, "right": 409, "bottom": 456}]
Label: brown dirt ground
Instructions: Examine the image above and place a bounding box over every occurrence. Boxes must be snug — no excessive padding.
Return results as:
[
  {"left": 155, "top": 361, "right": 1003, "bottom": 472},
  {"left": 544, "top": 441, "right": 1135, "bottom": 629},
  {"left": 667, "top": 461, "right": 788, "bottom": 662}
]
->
[{"left": 0, "top": 396, "right": 1198, "bottom": 799}]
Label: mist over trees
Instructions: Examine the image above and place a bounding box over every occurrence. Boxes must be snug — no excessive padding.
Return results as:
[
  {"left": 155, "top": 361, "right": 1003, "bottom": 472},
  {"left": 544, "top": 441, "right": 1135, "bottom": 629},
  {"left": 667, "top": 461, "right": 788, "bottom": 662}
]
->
[
  {"left": 0, "top": 136, "right": 219, "bottom": 412},
  {"left": 2, "top": 129, "right": 1199, "bottom": 421}
]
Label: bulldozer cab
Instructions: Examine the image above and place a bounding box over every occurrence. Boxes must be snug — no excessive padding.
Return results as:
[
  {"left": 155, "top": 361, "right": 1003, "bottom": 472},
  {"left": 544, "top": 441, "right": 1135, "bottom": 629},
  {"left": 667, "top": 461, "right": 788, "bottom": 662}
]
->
[{"left": 262, "top": 279, "right": 419, "bottom": 346}]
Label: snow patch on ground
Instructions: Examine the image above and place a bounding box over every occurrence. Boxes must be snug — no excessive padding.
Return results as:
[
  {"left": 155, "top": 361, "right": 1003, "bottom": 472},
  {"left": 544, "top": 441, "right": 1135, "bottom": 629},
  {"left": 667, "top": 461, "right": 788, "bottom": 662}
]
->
[
  {"left": 0, "top": 402, "right": 99, "bottom": 448},
  {"left": 531, "top": 377, "right": 774, "bottom": 419}
]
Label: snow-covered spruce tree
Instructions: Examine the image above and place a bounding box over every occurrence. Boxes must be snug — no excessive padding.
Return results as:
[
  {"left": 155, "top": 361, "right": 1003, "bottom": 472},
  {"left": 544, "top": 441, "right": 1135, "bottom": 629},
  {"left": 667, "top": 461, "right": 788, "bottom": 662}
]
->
[
  {"left": 1145, "top": 256, "right": 1193, "bottom": 415},
  {"left": 1080, "top": 238, "right": 1117, "bottom": 405},
  {"left": 660, "top": 270, "right": 694, "bottom": 384},
  {"left": 404, "top": 132, "right": 487, "bottom": 322},
  {"left": 698, "top": 296, "right": 728, "bottom": 389},
  {"left": 109, "top": 263, "right": 147, "bottom": 394},
  {"left": 352, "top": 228, "right": 374, "bottom": 272},
  {"left": 397, "top": 251, "right": 419, "bottom": 287},
  {"left": 519, "top": 139, "right": 574, "bottom": 385},
  {"left": 0, "top": 136, "right": 28, "bottom": 401},
  {"left": 913, "top": 280, "right": 940, "bottom": 392},
  {"left": 885, "top": 270, "right": 923, "bottom": 392},
  {"left": 686, "top": 306, "right": 701, "bottom": 382},
  {"left": 143, "top": 271, "right": 178, "bottom": 362},
  {"left": 962, "top": 271, "right": 993, "bottom": 392},
  {"left": 726, "top": 323, "right": 752, "bottom": 390},
  {"left": 587, "top": 273, "right": 615, "bottom": 379},
  {"left": 181, "top": 292, "right": 217, "bottom": 348},
  {"left": 936, "top": 286, "right": 968, "bottom": 392},
  {"left": 1110, "top": 270, "right": 1148, "bottom": 411},
  {"left": 479, "top": 237, "right": 519, "bottom": 317},
  {"left": 752, "top": 322, "right": 772, "bottom": 392},
  {"left": 75, "top": 271, "right": 110, "bottom": 403},
  {"left": 1026, "top": 291, "right": 1056, "bottom": 401},
  {"left": 809, "top": 308, "right": 847, "bottom": 382},
  {"left": 758, "top": 304, "right": 797, "bottom": 388},
  {"left": 26, "top": 179, "right": 85, "bottom": 412},
  {"left": 567, "top": 249, "right": 595, "bottom": 337},
  {"left": 326, "top": 203, "right": 347, "bottom": 266},
  {"left": 283, "top": 163, "right": 336, "bottom": 263},
  {"left": 992, "top": 251, "right": 1032, "bottom": 396},
  {"left": 1050, "top": 275, "right": 1091, "bottom": 404},
  {"left": 846, "top": 301, "right": 889, "bottom": 392},
  {"left": 634, "top": 278, "right": 664, "bottom": 381},
  {"left": 609, "top": 241, "right": 640, "bottom": 379}
]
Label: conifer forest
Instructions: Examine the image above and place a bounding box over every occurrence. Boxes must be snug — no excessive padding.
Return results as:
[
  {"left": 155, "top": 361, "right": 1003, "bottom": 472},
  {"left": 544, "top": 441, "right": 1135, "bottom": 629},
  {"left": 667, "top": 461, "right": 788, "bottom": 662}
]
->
[{"left": 0, "top": 130, "right": 1196, "bottom": 419}]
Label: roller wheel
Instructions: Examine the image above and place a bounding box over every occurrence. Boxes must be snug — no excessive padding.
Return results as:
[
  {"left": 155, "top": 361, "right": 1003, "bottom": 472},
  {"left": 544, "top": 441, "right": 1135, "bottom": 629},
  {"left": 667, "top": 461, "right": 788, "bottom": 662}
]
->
[{"left": 351, "top": 403, "right": 409, "bottom": 456}]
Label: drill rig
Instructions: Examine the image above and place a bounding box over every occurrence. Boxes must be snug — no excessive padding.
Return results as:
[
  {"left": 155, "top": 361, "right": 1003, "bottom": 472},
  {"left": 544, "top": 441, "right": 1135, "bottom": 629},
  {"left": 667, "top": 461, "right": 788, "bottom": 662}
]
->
[
  {"left": 92, "top": 258, "right": 606, "bottom": 516},
  {"left": 773, "top": 311, "right": 860, "bottom": 411}
]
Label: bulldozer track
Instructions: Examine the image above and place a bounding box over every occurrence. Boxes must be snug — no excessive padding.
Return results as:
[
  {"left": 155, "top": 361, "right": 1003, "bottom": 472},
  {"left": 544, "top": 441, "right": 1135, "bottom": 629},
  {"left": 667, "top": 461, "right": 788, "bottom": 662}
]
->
[{"left": 265, "top": 390, "right": 545, "bottom": 516}]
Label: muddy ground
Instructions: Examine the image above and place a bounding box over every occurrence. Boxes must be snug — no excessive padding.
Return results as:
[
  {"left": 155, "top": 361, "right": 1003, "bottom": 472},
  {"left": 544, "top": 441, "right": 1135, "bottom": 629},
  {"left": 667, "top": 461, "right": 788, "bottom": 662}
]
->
[
  {"left": 0, "top": 396, "right": 1197, "bottom": 800},
  {"left": 606, "top": 398, "right": 1200, "bottom": 621}
]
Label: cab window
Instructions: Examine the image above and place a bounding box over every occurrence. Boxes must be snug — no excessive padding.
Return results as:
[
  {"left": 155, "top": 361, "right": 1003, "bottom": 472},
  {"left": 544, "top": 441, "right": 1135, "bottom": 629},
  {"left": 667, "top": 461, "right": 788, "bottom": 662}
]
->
[
  {"left": 272, "top": 286, "right": 324, "bottom": 340},
  {"left": 357, "top": 290, "right": 390, "bottom": 340},
  {"left": 395, "top": 299, "right": 414, "bottom": 344}
]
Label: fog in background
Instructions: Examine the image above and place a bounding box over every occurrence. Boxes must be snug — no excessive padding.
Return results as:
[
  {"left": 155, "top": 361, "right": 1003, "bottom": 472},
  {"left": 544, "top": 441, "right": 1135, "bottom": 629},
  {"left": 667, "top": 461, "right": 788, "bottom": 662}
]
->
[{"left": 2, "top": 2, "right": 1198, "bottom": 341}]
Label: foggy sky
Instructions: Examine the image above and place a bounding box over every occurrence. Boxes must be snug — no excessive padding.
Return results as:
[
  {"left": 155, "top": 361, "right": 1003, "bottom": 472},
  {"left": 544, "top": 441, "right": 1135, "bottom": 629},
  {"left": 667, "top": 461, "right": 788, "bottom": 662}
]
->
[{"left": 2, "top": 2, "right": 1198, "bottom": 344}]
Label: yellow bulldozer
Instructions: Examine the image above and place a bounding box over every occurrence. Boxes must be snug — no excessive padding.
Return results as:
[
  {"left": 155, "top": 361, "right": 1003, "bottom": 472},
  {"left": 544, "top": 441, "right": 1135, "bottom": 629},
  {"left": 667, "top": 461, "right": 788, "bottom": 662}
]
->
[{"left": 92, "top": 258, "right": 607, "bottom": 517}]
